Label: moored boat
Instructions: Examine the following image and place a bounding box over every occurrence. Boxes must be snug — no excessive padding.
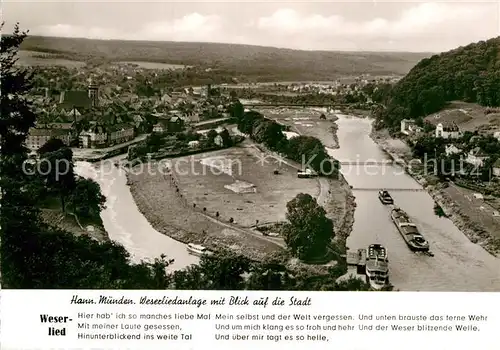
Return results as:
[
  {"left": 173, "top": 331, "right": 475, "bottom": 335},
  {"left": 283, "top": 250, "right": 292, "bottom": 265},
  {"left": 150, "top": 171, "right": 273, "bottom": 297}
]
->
[
  {"left": 390, "top": 208, "right": 429, "bottom": 251},
  {"left": 186, "top": 243, "right": 213, "bottom": 257},
  {"left": 365, "top": 244, "right": 389, "bottom": 290},
  {"left": 378, "top": 190, "right": 394, "bottom": 204}
]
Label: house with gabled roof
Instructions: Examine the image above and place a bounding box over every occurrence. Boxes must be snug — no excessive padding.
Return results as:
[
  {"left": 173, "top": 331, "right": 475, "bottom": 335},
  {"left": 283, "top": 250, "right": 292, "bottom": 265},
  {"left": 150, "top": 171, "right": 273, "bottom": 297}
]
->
[
  {"left": 26, "top": 128, "right": 72, "bottom": 151},
  {"left": 435, "top": 121, "right": 460, "bottom": 139}
]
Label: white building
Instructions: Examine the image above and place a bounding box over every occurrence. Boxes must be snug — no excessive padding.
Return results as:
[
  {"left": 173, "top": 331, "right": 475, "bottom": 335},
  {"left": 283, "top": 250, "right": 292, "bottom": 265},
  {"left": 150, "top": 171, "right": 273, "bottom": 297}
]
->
[
  {"left": 466, "top": 147, "right": 489, "bottom": 167},
  {"left": 493, "top": 159, "right": 500, "bottom": 177},
  {"left": 493, "top": 131, "right": 500, "bottom": 141},
  {"left": 435, "top": 122, "right": 460, "bottom": 139},
  {"left": 400, "top": 119, "right": 421, "bottom": 135}
]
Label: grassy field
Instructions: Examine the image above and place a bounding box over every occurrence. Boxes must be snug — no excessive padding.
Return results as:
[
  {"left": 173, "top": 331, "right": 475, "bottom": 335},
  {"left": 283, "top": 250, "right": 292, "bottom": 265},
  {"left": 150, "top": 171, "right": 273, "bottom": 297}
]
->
[
  {"left": 170, "top": 145, "right": 319, "bottom": 227},
  {"left": 20, "top": 36, "right": 430, "bottom": 80},
  {"left": 424, "top": 101, "right": 500, "bottom": 133}
]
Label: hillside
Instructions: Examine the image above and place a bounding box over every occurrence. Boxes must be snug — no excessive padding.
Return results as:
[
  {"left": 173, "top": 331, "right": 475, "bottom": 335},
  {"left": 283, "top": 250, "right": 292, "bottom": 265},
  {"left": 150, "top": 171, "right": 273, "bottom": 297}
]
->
[
  {"left": 379, "top": 36, "right": 500, "bottom": 129},
  {"left": 20, "top": 36, "right": 430, "bottom": 81}
]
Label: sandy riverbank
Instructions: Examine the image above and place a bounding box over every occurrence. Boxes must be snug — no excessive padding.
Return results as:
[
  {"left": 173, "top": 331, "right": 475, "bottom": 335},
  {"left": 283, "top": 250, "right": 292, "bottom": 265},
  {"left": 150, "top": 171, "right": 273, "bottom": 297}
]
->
[{"left": 370, "top": 128, "right": 500, "bottom": 258}]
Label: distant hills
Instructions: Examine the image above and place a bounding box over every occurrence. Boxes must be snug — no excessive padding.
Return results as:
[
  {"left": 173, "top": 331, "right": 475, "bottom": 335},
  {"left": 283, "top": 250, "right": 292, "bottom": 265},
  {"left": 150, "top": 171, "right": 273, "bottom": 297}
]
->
[
  {"left": 377, "top": 36, "right": 500, "bottom": 129},
  {"left": 20, "top": 36, "right": 430, "bottom": 81}
]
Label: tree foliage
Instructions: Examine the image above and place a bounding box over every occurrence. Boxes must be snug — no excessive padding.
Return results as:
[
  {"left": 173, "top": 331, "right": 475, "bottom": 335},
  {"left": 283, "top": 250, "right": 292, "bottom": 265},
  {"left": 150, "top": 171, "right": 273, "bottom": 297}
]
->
[
  {"left": 70, "top": 178, "right": 106, "bottom": 219},
  {"left": 37, "top": 137, "right": 66, "bottom": 155},
  {"left": 377, "top": 37, "right": 500, "bottom": 129}
]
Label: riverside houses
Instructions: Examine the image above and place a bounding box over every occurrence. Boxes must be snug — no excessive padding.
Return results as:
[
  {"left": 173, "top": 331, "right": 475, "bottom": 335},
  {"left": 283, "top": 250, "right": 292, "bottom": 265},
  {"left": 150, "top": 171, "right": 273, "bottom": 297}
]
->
[
  {"left": 79, "top": 123, "right": 135, "bottom": 148},
  {"left": 26, "top": 128, "right": 71, "bottom": 151}
]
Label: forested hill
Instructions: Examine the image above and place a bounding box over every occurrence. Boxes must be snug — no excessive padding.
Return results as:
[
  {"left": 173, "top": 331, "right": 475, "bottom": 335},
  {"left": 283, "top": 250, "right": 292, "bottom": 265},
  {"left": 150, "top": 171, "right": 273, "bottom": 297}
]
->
[
  {"left": 378, "top": 36, "right": 500, "bottom": 129},
  {"left": 20, "top": 36, "right": 429, "bottom": 81}
]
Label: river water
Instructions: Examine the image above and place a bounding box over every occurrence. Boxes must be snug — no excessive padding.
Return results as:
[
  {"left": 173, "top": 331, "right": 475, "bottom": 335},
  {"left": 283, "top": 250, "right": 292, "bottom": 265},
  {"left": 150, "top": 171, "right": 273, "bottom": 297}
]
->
[
  {"left": 327, "top": 115, "right": 500, "bottom": 291},
  {"left": 75, "top": 159, "right": 199, "bottom": 270}
]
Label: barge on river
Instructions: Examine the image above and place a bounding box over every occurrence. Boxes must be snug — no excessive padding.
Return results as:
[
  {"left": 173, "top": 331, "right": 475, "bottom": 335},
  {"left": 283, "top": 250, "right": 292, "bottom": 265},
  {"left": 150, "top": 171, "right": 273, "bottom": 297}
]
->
[{"left": 390, "top": 208, "right": 429, "bottom": 252}]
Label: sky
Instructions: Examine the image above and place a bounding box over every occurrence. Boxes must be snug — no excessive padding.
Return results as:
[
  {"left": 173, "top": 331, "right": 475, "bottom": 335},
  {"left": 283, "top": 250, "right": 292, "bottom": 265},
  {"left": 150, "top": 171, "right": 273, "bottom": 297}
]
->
[{"left": 3, "top": 0, "right": 500, "bottom": 52}]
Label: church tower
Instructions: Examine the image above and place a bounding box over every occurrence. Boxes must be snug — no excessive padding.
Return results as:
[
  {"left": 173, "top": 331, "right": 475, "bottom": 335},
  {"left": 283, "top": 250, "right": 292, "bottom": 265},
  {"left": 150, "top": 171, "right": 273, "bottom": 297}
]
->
[{"left": 88, "top": 79, "right": 99, "bottom": 107}]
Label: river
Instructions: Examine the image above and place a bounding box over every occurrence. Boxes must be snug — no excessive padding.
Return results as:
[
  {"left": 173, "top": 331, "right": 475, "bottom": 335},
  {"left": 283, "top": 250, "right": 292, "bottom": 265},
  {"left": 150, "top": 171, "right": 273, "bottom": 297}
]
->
[
  {"left": 328, "top": 115, "right": 500, "bottom": 291},
  {"left": 75, "top": 158, "right": 199, "bottom": 270}
]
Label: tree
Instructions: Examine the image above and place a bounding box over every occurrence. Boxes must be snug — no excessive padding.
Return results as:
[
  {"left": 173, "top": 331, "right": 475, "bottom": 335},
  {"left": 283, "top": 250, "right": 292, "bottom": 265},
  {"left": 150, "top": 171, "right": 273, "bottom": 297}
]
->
[
  {"left": 252, "top": 120, "right": 286, "bottom": 149},
  {"left": 171, "top": 251, "right": 251, "bottom": 290},
  {"left": 246, "top": 258, "right": 296, "bottom": 290},
  {"left": 237, "top": 111, "right": 264, "bottom": 135},
  {"left": 228, "top": 100, "right": 244, "bottom": 120},
  {"left": 70, "top": 178, "right": 106, "bottom": 218},
  {"left": 206, "top": 129, "right": 218, "bottom": 145},
  {"left": 218, "top": 128, "right": 232, "bottom": 147},
  {"left": 0, "top": 24, "right": 42, "bottom": 287},
  {"left": 282, "top": 193, "right": 334, "bottom": 261},
  {"left": 39, "top": 147, "right": 76, "bottom": 211}
]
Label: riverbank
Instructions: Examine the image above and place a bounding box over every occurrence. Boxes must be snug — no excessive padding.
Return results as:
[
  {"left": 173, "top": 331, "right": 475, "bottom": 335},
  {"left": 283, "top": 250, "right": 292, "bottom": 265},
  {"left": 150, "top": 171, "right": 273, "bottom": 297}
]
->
[
  {"left": 40, "top": 209, "right": 109, "bottom": 242},
  {"left": 370, "top": 127, "right": 500, "bottom": 258}
]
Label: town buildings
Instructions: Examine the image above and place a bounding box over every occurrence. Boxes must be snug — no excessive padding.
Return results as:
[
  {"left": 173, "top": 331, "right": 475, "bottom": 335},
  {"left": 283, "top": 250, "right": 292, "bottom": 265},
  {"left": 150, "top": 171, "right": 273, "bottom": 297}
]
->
[
  {"left": 79, "top": 123, "right": 135, "bottom": 148},
  {"left": 152, "top": 116, "right": 186, "bottom": 133},
  {"left": 26, "top": 128, "right": 72, "bottom": 152}
]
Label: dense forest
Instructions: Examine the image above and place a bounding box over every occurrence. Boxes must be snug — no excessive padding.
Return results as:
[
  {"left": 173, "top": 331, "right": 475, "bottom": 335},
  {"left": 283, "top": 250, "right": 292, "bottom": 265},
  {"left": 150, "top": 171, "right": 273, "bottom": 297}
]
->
[{"left": 376, "top": 36, "right": 500, "bottom": 129}]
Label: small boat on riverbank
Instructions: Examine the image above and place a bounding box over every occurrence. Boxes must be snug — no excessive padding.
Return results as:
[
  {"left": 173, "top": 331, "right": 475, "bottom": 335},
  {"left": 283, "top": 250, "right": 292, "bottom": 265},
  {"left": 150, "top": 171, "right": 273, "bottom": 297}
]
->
[
  {"left": 391, "top": 208, "right": 429, "bottom": 251},
  {"left": 378, "top": 190, "right": 394, "bottom": 204},
  {"left": 365, "top": 244, "right": 389, "bottom": 290},
  {"left": 186, "top": 243, "right": 213, "bottom": 257}
]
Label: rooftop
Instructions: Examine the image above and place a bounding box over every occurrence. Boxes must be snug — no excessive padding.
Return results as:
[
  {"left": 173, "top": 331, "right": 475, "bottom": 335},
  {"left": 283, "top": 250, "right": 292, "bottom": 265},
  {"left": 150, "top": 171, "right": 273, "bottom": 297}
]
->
[
  {"left": 29, "top": 128, "right": 71, "bottom": 137},
  {"left": 59, "top": 90, "right": 92, "bottom": 108}
]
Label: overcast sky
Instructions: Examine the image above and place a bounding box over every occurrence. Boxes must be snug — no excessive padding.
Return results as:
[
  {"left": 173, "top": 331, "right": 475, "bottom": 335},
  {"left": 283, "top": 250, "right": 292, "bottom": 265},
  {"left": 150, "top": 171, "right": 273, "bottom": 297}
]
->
[{"left": 3, "top": 1, "right": 500, "bottom": 52}]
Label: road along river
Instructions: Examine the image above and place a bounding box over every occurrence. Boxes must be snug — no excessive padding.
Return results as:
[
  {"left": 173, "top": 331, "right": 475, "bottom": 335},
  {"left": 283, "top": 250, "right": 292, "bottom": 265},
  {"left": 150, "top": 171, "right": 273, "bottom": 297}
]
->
[
  {"left": 327, "top": 115, "right": 500, "bottom": 291},
  {"left": 75, "top": 157, "right": 198, "bottom": 270}
]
